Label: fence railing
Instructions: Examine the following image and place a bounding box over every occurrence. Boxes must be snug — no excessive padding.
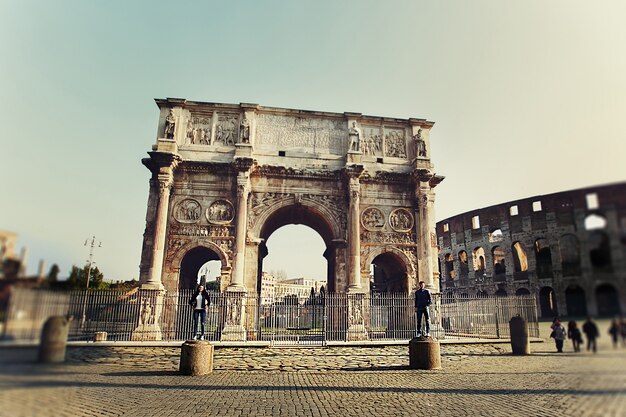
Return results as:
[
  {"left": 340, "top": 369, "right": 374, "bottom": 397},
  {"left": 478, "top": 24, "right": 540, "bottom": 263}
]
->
[{"left": 1, "top": 288, "right": 539, "bottom": 344}]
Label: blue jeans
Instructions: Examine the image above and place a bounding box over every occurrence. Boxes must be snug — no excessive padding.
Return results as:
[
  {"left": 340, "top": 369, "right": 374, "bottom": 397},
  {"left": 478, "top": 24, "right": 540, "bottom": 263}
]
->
[
  {"left": 416, "top": 307, "right": 430, "bottom": 335},
  {"left": 193, "top": 309, "right": 206, "bottom": 338}
]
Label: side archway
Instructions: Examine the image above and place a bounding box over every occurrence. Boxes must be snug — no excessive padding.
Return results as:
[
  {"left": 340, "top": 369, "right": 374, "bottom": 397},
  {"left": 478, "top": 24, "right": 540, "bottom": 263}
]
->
[
  {"left": 596, "top": 284, "right": 620, "bottom": 316},
  {"left": 365, "top": 246, "right": 413, "bottom": 293},
  {"left": 171, "top": 242, "right": 231, "bottom": 290},
  {"left": 565, "top": 285, "right": 587, "bottom": 317}
]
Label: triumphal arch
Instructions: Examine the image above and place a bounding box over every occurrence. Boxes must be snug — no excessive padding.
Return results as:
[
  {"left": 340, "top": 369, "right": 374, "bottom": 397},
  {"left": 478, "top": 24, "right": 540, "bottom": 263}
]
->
[{"left": 136, "top": 98, "right": 443, "bottom": 341}]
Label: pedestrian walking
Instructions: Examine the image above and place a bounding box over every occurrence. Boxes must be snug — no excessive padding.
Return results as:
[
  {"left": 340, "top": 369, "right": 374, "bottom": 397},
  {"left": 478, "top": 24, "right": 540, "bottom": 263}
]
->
[
  {"left": 582, "top": 317, "right": 599, "bottom": 353},
  {"left": 620, "top": 317, "right": 626, "bottom": 347},
  {"left": 550, "top": 318, "right": 566, "bottom": 353},
  {"left": 567, "top": 320, "right": 583, "bottom": 352},
  {"left": 414, "top": 281, "right": 432, "bottom": 337},
  {"left": 608, "top": 319, "right": 620, "bottom": 348},
  {"left": 189, "top": 284, "right": 210, "bottom": 340}
]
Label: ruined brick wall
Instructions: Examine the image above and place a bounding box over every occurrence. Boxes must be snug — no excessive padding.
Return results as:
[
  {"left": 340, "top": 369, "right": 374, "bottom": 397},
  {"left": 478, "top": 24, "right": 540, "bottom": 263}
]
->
[{"left": 436, "top": 182, "right": 626, "bottom": 317}]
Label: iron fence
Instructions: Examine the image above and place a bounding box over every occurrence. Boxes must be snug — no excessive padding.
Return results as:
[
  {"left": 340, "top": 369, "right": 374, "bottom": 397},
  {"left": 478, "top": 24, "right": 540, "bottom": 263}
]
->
[{"left": 2, "top": 288, "right": 539, "bottom": 344}]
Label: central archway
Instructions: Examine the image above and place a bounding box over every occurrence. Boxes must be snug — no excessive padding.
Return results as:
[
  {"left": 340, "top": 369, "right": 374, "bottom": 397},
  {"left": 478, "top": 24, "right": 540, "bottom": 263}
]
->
[{"left": 256, "top": 203, "right": 338, "bottom": 293}]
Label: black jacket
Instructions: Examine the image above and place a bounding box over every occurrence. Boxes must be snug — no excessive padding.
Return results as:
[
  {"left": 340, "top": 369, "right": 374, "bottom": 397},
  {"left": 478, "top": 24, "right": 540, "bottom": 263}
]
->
[
  {"left": 415, "top": 288, "right": 432, "bottom": 309},
  {"left": 189, "top": 290, "right": 211, "bottom": 309}
]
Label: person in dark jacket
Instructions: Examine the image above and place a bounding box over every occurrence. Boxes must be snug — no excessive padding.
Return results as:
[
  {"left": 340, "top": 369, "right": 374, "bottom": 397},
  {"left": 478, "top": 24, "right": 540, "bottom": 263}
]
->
[
  {"left": 414, "top": 281, "right": 432, "bottom": 337},
  {"left": 189, "top": 284, "right": 211, "bottom": 340},
  {"left": 609, "top": 319, "right": 620, "bottom": 348},
  {"left": 582, "top": 317, "right": 599, "bottom": 353},
  {"left": 567, "top": 320, "right": 583, "bottom": 352}
]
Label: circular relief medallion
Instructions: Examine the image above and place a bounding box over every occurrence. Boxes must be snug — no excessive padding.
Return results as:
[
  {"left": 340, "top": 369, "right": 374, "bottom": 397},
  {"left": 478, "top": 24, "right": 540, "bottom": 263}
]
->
[
  {"left": 173, "top": 198, "right": 202, "bottom": 224},
  {"left": 361, "top": 207, "right": 385, "bottom": 231},
  {"left": 206, "top": 199, "right": 235, "bottom": 224},
  {"left": 389, "top": 208, "right": 414, "bottom": 232}
]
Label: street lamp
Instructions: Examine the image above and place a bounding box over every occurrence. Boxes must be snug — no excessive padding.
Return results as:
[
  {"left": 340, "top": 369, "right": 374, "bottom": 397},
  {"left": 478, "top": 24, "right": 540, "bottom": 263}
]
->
[{"left": 80, "top": 236, "right": 101, "bottom": 328}]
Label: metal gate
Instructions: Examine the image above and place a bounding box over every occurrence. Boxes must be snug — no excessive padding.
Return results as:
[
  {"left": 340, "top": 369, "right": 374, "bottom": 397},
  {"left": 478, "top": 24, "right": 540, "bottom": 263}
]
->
[{"left": 257, "top": 295, "right": 327, "bottom": 346}]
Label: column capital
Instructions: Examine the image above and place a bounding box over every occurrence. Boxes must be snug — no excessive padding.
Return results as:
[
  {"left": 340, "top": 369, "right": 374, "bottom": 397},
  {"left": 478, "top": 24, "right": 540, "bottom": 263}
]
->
[
  {"left": 143, "top": 151, "right": 182, "bottom": 174},
  {"left": 233, "top": 157, "right": 256, "bottom": 173}
]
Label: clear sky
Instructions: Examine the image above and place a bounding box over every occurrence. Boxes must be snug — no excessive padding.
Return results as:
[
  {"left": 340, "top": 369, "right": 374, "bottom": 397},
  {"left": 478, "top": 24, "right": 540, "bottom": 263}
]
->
[{"left": 1, "top": 1, "right": 624, "bottom": 283}]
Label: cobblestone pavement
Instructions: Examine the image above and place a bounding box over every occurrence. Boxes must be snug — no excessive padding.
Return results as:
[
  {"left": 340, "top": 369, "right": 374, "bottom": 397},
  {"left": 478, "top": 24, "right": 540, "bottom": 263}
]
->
[{"left": 1, "top": 337, "right": 625, "bottom": 417}]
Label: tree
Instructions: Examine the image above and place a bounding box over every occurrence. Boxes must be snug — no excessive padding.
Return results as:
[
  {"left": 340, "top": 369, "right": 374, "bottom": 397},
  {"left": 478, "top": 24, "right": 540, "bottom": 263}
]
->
[
  {"left": 65, "top": 264, "right": 108, "bottom": 290},
  {"left": 47, "top": 264, "right": 60, "bottom": 282},
  {"left": 205, "top": 280, "right": 220, "bottom": 292}
]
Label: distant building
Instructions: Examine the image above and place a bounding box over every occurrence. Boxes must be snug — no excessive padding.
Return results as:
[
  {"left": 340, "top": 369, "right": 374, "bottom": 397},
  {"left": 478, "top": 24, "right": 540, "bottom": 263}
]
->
[
  {"left": 259, "top": 273, "right": 325, "bottom": 303},
  {"left": 260, "top": 272, "right": 276, "bottom": 304},
  {"left": 436, "top": 182, "right": 626, "bottom": 318},
  {"left": 274, "top": 277, "right": 324, "bottom": 300}
]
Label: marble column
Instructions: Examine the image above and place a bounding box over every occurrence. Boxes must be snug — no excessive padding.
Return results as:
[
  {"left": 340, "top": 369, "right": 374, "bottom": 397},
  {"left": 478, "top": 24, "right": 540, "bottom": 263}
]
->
[
  {"left": 347, "top": 175, "right": 362, "bottom": 291},
  {"left": 146, "top": 176, "right": 172, "bottom": 290},
  {"left": 229, "top": 173, "right": 250, "bottom": 291}
]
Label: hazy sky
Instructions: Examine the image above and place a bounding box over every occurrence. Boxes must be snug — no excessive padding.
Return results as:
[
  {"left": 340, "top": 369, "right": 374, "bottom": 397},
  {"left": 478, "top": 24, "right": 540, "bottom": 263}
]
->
[{"left": 1, "top": 1, "right": 624, "bottom": 283}]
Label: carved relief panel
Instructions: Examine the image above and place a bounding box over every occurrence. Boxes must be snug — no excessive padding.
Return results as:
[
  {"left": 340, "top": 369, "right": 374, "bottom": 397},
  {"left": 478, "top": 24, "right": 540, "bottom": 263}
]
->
[
  {"left": 384, "top": 127, "right": 407, "bottom": 158},
  {"left": 389, "top": 208, "right": 414, "bottom": 232},
  {"left": 361, "top": 126, "right": 383, "bottom": 156},
  {"left": 173, "top": 198, "right": 202, "bottom": 223},
  {"left": 361, "top": 207, "right": 385, "bottom": 231},
  {"left": 207, "top": 200, "right": 235, "bottom": 224},
  {"left": 215, "top": 113, "right": 239, "bottom": 146},
  {"left": 186, "top": 115, "right": 213, "bottom": 145}
]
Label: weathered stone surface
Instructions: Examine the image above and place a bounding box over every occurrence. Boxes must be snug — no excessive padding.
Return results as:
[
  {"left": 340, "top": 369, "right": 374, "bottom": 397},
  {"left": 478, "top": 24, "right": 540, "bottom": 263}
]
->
[
  {"left": 408, "top": 336, "right": 441, "bottom": 369},
  {"left": 179, "top": 340, "right": 213, "bottom": 375},
  {"left": 38, "top": 316, "right": 71, "bottom": 363}
]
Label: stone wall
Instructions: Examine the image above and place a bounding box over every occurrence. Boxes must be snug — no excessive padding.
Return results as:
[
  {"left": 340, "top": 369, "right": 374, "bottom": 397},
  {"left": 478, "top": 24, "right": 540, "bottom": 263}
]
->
[{"left": 436, "top": 182, "right": 626, "bottom": 317}]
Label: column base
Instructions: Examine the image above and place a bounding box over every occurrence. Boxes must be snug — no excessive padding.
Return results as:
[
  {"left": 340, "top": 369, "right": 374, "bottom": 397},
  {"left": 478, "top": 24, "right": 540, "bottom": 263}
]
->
[
  {"left": 132, "top": 323, "right": 163, "bottom": 341},
  {"left": 220, "top": 325, "right": 246, "bottom": 342},
  {"left": 346, "top": 324, "right": 368, "bottom": 341}
]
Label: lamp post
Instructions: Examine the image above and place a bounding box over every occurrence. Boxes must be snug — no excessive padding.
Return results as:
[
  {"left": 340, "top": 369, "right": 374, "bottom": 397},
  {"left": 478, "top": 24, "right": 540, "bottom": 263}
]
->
[{"left": 80, "top": 236, "right": 101, "bottom": 328}]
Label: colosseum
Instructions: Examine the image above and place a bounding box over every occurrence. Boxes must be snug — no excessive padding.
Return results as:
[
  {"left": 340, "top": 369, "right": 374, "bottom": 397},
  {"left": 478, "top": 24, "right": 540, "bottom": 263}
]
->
[{"left": 436, "top": 182, "right": 626, "bottom": 318}]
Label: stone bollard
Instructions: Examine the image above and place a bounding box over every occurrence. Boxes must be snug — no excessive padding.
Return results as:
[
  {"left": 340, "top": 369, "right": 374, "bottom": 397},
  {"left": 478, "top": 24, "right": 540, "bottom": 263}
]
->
[
  {"left": 179, "top": 340, "right": 214, "bottom": 376},
  {"left": 38, "top": 316, "right": 72, "bottom": 363},
  {"left": 509, "top": 315, "right": 530, "bottom": 355},
  {"left": 408, "top": 336, "right": 441, "bottom": 369},
  {"left": 94, "top": 331, "right": 108, "bottom": 342}
]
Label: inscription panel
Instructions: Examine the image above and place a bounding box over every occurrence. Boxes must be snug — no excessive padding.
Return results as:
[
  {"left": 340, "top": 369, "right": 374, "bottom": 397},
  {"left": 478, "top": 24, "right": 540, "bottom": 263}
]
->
[{"left": 255, "top": 114, "right": 347, "bottom": 154}]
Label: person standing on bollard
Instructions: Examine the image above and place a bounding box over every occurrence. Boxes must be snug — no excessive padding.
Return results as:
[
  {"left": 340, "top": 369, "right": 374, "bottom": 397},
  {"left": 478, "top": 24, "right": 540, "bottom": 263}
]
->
[
  {"left": 582, "top": 317, "right": 599, "bottom": 353},
  {"left": 414, "top": 281, "right": 432, "bottom": 337},
  {"left": 567, "top": 320, "right": 583, "bottom": 352},
  {"left": 550, "top": 318, "right": 566, "bottom": 353},
  {"left": 189, "top": 284, "right": 210, "bottom": 340}
]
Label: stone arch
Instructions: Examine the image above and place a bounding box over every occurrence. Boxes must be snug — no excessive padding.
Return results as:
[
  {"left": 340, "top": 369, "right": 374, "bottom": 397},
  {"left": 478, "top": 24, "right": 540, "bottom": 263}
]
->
[
  {"left": 492, "top": 246, "right": 506, "bottom": 276},
  {"left": 458, "top": 250, "right": 469, "bottom": 279},
  {"left": 511, "top": 241, "right": 528, "bottom": 272},
  {"left": 365, "top": 246, "right": 414, "bottom": 292},
  {"left": 495, "top": 288, "right": 508, "bottom": 297},
  {"left": 565, "top": 285, "right": 587, "bottom": 317},
  {"left": 472, "top": 247, "right": 485, "bottom": 275},
  {"left": 589, "top": 231, "right": 612, "bottom": 270},
  {"left": 596, "top": 283, "right": 621, "bottom": 316},
  {"left": 249, "top": 196, "right": 342, "bottom": 242},
  {"left": 539, "top": 286, "right": 557, "bottom": 318},
  {"left": 169, "top": 241, "right": 231, "bottom": 289},
  {"left": 534, "top": 238, "right": 553, "bottom": 278},
  {"left": 252, "top": 200, "right": 341, "bottom": 292},
  {"left": 515, "top": 288, "right": 530, "bottom": 296},
  {"left": 176, "top": 244, "right": 230, "bottom": 290}
]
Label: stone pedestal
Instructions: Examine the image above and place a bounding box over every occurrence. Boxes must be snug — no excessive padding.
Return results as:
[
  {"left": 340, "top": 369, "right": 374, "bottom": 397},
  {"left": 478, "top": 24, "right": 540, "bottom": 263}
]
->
[
  {"left": 408, "top": 336, "right": 441, "bottom": 369},
  {"left": 179, "top": 340, "right": 214, "bottom": 376},
  {"left": 132, "top": 289, "right": 165, "bottom": 341},
  {"left": 346, "top": 293, "right": 368, "bottom": 341},
  {"left": 221, "top": 291, "right": 246, "bottom": 341},
  {"left": 94, "top": 331, "right": 108, "bottom": 342},
  {"left": 38, "top": 316, "right": 71, "bottom": 363},
  {"left": 509, "top": 315, "right": 530, "bottom": 355}
]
